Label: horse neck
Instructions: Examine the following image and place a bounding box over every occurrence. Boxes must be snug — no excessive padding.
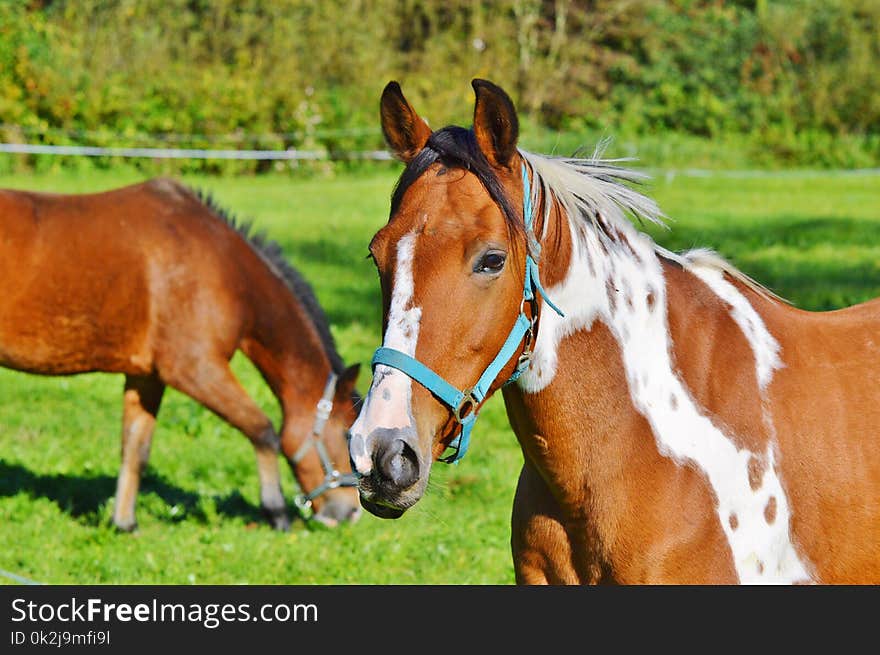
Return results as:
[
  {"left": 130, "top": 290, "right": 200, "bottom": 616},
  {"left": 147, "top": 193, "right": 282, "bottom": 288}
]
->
[
  {"left": 242, "top": 274, "right": 335, "bottom": 434},
  {"left": 510, "top": 202, "right": 671, "bottom": 503}
]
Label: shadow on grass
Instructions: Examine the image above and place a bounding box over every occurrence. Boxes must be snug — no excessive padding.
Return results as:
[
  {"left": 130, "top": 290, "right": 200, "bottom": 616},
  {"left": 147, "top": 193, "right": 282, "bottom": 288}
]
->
[
  {"left": 650, "top": 216, "right": 880, "bottom": 310},
  {"left": 653, "top": 216, "right": 880, "bottom": 251},
  {"left": 0, "top": 459, "right": 267, "bottom": 528},
  {"left": 277, "top": 235, "right": 382, "bottom": 328},
  {"left": 735, "top": 259, "right": 880, "bottom": 311}
]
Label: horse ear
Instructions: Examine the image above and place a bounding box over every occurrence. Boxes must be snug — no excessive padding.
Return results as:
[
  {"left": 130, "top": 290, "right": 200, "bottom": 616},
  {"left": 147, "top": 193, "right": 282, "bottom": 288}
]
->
[
  {"left": 380, "top": 81, "right": 432, "bottom": 163},
  {"left": 472, "top": 79, "right": 519, "bottom": 169}
]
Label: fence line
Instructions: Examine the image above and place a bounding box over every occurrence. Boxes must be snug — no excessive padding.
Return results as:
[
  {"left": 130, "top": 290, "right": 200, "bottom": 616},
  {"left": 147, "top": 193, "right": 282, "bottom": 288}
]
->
[
  {"left": 1, "top": 142, "right": 878, "bottom": 177},
  {"left": 0, "top": 143, "right": 393, "bottom": 161},
  {"left": 0, "top": 123, "right": 382, "bottom": 144}
]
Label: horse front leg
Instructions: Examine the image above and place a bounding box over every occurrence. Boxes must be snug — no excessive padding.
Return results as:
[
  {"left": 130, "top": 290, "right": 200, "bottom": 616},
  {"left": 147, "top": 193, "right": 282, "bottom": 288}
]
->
[
  {"left": 511, "top": 461, "right": 592, "bottom": 585},
  {"left": 114, "top": 374, "right": 165, "bottom": 532},
  {"left": 161, "top": 356, "right": 290, "bottom": 531}
]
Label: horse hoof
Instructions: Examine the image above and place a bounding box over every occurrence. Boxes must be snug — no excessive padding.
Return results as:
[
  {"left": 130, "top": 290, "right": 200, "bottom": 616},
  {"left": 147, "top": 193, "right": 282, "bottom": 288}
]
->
[
  {"left": 262, "top": 507, "right": 291, "bottom": 531},
  {"left": 114, "top": 519, "right": 138, "bottom": 533},
  {"left": 271, "top": 515, "right": 291, "bottom": 532}
]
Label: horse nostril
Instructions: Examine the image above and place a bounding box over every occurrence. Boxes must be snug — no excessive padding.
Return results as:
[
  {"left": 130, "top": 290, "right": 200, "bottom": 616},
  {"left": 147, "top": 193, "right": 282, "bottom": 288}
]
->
[{"left": 376, "top": 438, "right": 419, "bottom": 490}]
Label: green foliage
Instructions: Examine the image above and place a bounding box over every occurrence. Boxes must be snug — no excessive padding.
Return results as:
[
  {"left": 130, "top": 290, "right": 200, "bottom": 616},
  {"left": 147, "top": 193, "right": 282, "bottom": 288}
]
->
[{"left": 0, "top": 0, "right": 878, "bottom": 173}]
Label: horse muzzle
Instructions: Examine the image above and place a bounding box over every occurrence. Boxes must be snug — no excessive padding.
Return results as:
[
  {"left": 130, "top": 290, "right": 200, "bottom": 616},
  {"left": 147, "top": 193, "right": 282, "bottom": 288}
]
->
[
  {"left": 358, "top": 497, "right": 407, "bottom": 519},
  {"left": 349, "top": 426, "right": 427, "bottom": 518},
  {"left": 311, "top": 493, "right": 363, "bottom": 526}
]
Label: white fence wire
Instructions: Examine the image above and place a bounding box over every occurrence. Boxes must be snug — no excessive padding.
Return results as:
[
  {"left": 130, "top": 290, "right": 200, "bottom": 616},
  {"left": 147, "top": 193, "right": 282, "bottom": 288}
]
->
[
  {"left": 0, "top": 128, "right": 877, "bottom": 176},
  {"left": 0, "top": 143, "right": 393, "bottom": 161}
]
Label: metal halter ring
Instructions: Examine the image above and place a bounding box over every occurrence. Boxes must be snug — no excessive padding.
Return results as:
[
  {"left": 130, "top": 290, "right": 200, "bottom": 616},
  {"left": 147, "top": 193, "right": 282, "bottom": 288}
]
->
[
  {"left": 453, "top": 390, "right": 478, "bottom": 423},
  {"left": 293, "top": 493, "right": 315, "bottom": 521},
  {"left": 315, "top": 397, "right": 333, "bottom": 420}
]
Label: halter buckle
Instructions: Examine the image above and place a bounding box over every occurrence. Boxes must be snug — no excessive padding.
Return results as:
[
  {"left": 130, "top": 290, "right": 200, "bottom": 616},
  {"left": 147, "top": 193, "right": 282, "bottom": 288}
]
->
[
  {"left": 517, "top": 311, "right": 536, "bottom": 371},
  {"left": 325, "top": 469, "right": 342, "bottom": 489},
  {"left": 315, "top": 398, "right": 333, "bottom": 421},
  {"left": 453, "top": 390, "right": 477, "bottom": 424}
]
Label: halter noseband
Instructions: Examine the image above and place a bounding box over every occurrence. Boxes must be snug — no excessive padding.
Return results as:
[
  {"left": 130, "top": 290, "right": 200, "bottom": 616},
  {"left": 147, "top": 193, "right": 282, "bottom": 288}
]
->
[
  {"left": 371, "top": 163, "right": 564, "bottom": 464},
  {"left": 290, "top": 371, "right": 359, "bottom": 519}
]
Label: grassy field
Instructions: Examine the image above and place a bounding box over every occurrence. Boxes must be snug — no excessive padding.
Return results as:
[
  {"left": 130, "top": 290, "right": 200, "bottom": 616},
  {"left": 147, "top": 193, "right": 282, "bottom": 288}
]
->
[{"left": 0, "top": 164, "right": 878, "bottom": 584}]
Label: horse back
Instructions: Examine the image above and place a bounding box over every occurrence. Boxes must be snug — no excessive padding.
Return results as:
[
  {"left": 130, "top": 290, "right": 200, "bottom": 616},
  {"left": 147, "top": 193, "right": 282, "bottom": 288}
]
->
[
  {"left": 758, "top": 293, "right": 880, "bottom": 580},
  {"left": 0, "top": 179, "right": 255, "bottom": 376}
]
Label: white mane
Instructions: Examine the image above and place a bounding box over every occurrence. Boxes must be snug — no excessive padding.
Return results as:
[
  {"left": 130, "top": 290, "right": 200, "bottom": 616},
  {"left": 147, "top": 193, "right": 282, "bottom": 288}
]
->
[{"left": 519, "top": 149, "right": 785, "bottom": 303}]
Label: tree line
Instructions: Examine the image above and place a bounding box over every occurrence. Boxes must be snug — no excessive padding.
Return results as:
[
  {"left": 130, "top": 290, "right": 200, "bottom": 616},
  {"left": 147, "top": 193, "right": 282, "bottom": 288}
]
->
[{"left": 1, "top": 0, "right": 877, "bottom": 172}]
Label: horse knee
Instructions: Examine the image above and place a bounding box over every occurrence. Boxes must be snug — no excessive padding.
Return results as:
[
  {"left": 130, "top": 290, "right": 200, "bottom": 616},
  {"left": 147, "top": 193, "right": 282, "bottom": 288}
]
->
[{"left": 252, "top": 426, "right": 281, "bottom": 452}]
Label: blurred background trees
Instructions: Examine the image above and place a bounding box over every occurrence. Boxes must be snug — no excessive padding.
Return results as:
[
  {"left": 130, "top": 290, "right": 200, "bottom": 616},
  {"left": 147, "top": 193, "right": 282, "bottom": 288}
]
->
[{"left": 1, "top": 0, "right": 877, "bottom": 172}]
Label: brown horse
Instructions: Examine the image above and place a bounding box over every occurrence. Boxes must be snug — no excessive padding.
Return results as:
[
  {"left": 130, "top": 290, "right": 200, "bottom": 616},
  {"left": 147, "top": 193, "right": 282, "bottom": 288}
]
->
[
  {"left": 0, "top": 178, "right": 361, "bottom": 531},
  {"left": 348, "top": 79, "right": 880, "bottom": 583}
]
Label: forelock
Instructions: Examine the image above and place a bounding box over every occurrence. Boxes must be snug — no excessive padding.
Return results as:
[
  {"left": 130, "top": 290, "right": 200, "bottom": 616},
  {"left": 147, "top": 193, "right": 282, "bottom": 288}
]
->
[{"left": 389, "top": 126, "right": 521, "bottom": 232}]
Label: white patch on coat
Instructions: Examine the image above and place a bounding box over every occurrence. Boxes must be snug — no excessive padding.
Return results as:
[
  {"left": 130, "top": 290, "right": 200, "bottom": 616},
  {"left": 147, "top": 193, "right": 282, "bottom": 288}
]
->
[
  {"left": 684, "top": 258, "right": 783, "bottom": 389},
  {"left": 516, "top": 151, "right": 811, "bottom": 584},
  {"left": 349, "top": 233, "right": 421, "bottom": 474}
]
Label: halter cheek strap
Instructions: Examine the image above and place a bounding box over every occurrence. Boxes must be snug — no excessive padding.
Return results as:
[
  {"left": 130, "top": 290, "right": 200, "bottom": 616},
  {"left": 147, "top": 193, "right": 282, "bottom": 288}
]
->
[
  {"left": 290, "top": 371, "right": 359, "bottom": 519},
  {"left": 370, "top": 163, "right": 564, "bottom": 464},
  {"left": 521, "top": 164, "right": 565, "bottom": 318}
]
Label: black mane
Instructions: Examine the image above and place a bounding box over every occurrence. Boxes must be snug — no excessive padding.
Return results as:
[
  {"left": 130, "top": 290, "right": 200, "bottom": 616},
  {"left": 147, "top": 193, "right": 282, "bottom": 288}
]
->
[
  {"left": 192, "top": 188, "right": 347, "bottom": 376},
  {"left": 390, "top": 125, "right": 521, "bottom": 232}
]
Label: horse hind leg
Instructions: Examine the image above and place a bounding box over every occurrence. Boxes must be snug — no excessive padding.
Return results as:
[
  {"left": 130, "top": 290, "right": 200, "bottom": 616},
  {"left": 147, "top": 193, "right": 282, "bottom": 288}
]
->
[
  {"left": 161, "top": 357, "right": 289, "bottom": 531},
  {"left": 113, "top": 374, "right": 165, "bottom": 532}
]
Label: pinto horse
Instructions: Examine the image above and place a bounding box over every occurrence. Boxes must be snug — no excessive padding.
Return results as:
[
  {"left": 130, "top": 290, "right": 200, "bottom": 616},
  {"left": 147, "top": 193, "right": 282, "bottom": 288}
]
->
[
  {"left": 0, "top": 179, "right": 361, "bottom": 531},
  {"left": 348, "top": 79, "right": 880, "bottom": 584}
]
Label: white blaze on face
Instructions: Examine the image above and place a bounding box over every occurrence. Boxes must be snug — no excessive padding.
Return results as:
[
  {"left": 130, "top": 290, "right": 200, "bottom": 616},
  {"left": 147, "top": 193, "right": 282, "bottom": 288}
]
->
[
  {"left": 349, "top": 233, "right": 421, "bottom": 474},
  {"left": 519, "top": 207, "right": 811, "bottom": 584}
]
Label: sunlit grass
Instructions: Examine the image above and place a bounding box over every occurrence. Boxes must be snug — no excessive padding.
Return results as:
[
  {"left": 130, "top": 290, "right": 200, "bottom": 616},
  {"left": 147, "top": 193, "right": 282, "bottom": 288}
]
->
[{"left": 0, "top": 166, "right": 877, "bottom": 584}]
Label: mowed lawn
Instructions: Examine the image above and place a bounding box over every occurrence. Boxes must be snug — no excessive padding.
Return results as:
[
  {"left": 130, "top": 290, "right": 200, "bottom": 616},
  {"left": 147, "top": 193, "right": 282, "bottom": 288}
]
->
[{"left": 0, "top": 164, "right": 878, "bottom": 584}]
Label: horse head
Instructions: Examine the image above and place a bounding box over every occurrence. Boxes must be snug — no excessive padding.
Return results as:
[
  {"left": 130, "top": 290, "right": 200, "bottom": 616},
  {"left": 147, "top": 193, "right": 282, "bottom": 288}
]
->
[{"left": 349, "top": 79, "right": 547, "bottom": 518}]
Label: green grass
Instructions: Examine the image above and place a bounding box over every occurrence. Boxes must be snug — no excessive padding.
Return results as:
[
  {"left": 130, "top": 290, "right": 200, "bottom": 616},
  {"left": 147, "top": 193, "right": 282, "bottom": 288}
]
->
[{"left": 0, "top": 166, "right": 878, "bottom": 584}]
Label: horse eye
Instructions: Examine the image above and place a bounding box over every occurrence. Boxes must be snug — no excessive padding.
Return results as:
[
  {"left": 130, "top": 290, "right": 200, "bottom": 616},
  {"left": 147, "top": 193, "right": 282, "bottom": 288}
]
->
[{"left": 475, "top": 251, "right": 506, "bottom": 274}]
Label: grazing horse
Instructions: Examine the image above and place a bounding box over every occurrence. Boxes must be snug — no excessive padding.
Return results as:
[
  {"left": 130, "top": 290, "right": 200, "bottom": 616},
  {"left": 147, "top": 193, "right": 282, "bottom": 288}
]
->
[
  {"left": 348, "top": 79, "right": 880, "bottom": 583},
  {"left": 0, "top": 179, "right": 362, "bottom": 531}
]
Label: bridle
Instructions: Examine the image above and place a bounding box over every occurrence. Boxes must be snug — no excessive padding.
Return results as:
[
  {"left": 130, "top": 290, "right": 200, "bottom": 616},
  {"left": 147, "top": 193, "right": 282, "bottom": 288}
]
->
[
  {"left": 371, "top": 163, "right": 564, "bottom": 464},
  {"left": 290, "top": 371, "right": 359, "bottom": 519}
]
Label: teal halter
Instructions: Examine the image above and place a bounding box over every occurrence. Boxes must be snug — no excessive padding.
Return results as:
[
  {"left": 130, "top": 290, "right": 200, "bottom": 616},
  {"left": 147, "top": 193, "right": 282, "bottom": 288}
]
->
[{"left": 371, "top": 163, "right": 564, "bottom": 463}]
